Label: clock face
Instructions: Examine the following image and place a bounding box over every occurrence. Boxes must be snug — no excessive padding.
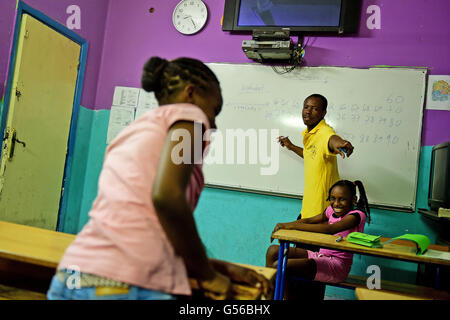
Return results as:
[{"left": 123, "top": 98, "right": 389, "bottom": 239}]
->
[{"left": 172, "top": 0, "right": 208, "bottom": 35}]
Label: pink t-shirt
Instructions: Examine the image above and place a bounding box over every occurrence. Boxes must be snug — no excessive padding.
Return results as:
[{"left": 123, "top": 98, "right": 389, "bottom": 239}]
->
[
  {"left": 319, "top": 206, "right": 366, "bottom": 263},
  {"left": 58, "top": 103, "right": 210, "bottom": 296}
]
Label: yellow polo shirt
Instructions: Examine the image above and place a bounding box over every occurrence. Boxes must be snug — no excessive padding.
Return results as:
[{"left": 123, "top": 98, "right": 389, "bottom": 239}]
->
[{"left": 301, "top": 119, "right": 340, "bottom": 219}]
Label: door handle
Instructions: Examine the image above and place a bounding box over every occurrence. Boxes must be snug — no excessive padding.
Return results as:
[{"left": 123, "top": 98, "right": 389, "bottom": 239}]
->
[{"left": 7, "top": 129, "right": 26, "bottom": 161}]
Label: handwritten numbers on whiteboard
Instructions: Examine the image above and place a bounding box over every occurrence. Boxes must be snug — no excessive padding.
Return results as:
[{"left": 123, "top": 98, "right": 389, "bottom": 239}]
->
[
  {"left": 66, "top": 5, "right": 81, "bottom": 30},
  {"left": 366, "top": 5, "right": 381, "bottom": 30}
]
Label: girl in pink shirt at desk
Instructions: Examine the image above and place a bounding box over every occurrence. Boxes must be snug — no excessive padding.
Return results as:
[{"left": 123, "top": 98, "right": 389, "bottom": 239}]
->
[
  {"left": 47, "top": 57, "right": 269, "bottom": 300},
  {"left": 266, "top": 180, "right": 371, "bottom": 299}
]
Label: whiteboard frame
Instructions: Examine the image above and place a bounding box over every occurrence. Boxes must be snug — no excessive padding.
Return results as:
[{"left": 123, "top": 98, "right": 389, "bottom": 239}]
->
[{"left": 204, "top": 62, "right": 428, "bottom": 212}]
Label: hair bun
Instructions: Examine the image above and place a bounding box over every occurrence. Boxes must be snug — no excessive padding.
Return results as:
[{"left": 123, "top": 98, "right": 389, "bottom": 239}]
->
[{"left": 141, "top": 57, "right": 169, "bottom": 92}]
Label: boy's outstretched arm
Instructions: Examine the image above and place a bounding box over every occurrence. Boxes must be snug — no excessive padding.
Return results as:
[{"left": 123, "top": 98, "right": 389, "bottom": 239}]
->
[{"left": 328, "top": 135, "right": 354, "bottom": 158}]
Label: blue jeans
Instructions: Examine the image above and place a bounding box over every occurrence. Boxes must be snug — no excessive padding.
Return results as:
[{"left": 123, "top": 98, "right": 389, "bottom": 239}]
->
[{"left": 47, "top": 275, "right": 176, "bottom": 300}]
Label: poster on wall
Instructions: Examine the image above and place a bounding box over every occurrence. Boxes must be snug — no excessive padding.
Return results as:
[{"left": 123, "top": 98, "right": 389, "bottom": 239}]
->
[
  {"left": 106, "top": 87, "right": 159, "bottom": 144},
  {"left": 106, "top": 106, "right": 135, "bottom": 144},
  {"left": 426, "top": 75, "right": 450, "bottom": 111}
]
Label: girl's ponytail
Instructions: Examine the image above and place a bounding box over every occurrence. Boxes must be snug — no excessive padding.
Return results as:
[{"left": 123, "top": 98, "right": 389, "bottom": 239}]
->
[
  {"left": 141, "top": 57, "right": 169, "bottom": 95},
  {"left": 354, "top": 180, "right": 371, "bottom": 224}
]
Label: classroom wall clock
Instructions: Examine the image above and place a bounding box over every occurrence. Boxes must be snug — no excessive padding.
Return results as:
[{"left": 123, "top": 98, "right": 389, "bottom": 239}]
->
[{"left": 172, "top": 0, "right": 208, "bottom": 35}]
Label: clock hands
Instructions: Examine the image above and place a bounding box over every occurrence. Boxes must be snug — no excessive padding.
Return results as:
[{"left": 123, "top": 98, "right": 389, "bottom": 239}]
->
[
  {"left": 183, "top": 15, "right": 196, "bottom": 28},
  {"left": 190, "top": 18, "right": 196, "bottom": 29}
]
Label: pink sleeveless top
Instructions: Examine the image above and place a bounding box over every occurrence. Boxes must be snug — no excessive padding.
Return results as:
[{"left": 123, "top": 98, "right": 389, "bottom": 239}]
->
[
  {"left": 319, "top": 206, "right": 366, "bottom": 263},
  {"left": 57, "top": 103, "right": 210, "bottom": 295}
]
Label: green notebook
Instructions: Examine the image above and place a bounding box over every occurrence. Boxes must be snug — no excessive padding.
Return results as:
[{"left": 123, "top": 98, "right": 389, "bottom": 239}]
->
[
  {"left": 382, "top": 234, "right": 431, "bottom": 255},
  {"left": 347, "top": 232, "right": 383, "bottom": 248},
  {"left": 347, "top": 232, "right": 431, "bottom": 255}
]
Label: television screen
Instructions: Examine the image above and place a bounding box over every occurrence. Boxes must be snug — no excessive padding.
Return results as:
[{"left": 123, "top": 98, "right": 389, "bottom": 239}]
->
[
  {"left": 429, "top": 142, "right": 450, "bottom": 210},
  {"left": 237, "top": 0, "right": 342, "bottom": 27},
  {"left": 222, "top": 0, "right": 361, "bottom": 34}
]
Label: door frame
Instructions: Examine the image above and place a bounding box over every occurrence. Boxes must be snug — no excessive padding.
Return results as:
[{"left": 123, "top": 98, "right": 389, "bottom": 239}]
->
[{"left": 0, "top": 1, "right": 88, "bottom": 231}]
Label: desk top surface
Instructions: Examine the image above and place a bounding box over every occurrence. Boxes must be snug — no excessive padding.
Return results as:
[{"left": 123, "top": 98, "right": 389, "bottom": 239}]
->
[
  {"left": 0, "top": 221, "right": 276, "bottom": 299},
  {"left": 0, "top": 220, "right": 278, "bottom": 277},
  {"left": 272, "top": 229, "right": 450, "bottom": 266},
  {"left": 0, "top": 221, "right": 75, "bottom": 268}
]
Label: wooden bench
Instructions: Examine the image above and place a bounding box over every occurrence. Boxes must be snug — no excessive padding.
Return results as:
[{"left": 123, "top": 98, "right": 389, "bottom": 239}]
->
[
  {"left": 288, "top": 274, "right": 450, "bottom": 300},
  {"left": 0, "top": 284, "right": 47, "bottom": 300},
  {"left": 355, "top": 287, "right": 424, "bottom": 300},
  {"left": 339, "top": 274, "right": 450, "bottom": 299},
  {"left": 355, "top": 287, "right": 450, "bottom": 300}
]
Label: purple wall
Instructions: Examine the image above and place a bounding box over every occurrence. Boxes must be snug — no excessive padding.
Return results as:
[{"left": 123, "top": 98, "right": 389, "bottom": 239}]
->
[
  {"left": 94, "top": 0, "right": 450, "bottom": 146},
  {"left": 0, "top": 0, "right": 109, "bottom": 107},
  {"left": 1, "top": 0, "right": 449, "bottom": 146},
  {"left": 0, "top": 0, "right": 18, "bottom": 100}
]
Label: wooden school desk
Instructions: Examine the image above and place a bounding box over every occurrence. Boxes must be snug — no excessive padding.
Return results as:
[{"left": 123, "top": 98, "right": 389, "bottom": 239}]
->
[
  {"left": 0, "top": 221, "right": 274, "bottom": 299},
  {"left": 0, "top": 220, "right": 76, "bottom": 296},
  {"left": 271, "top": 229, "right": 450, "bottom": 300}
]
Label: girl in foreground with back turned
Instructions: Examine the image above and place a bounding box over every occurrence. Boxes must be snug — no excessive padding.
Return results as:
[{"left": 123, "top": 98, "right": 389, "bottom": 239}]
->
[
  {"left": 266, "top": 180, "right": 371, "bottom": 299},
  {"left": 47, "top": 57, "right": 270, "bottom": 300}
]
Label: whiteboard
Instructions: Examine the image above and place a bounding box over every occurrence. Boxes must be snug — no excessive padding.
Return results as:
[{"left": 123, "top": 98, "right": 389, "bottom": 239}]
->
[{"left": 203, "top": 63, "right": 427, "bottom": 210}]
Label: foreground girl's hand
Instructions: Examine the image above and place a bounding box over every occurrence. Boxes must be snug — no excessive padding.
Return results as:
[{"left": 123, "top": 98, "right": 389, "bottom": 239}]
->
[
  {"left": 211, "top": 261, "right": 273, "bottom": 298},
  {"left": 197, "top": 272, "right": 231, "bottom": 300}
]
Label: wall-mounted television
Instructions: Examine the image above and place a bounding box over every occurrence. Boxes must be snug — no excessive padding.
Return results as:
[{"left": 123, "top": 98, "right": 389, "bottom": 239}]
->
[
  {"left": 222, "top": 0, "right": 361, "bottom": 34},
  {"left": 428, "top": 142, "right": 450, "bottom": 211}
]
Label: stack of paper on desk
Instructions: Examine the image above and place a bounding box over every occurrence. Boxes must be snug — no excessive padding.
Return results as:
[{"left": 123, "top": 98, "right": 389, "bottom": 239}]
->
[{"left": 347, "top": 232, "right": 382, "bottom": 248}]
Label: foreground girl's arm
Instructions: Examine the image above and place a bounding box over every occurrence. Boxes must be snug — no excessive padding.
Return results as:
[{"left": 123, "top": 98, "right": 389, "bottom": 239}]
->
[{"left": 152, "top": 120, "right": 230, "bottom": 299}]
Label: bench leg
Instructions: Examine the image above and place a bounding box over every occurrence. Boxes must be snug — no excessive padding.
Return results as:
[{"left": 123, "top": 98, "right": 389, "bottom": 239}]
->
[
  {"left": 274, "top": 241, "right": 289, "bottom": 300},
  {"left": 435, "top": 266, "right": 440, "bottom": 289}
]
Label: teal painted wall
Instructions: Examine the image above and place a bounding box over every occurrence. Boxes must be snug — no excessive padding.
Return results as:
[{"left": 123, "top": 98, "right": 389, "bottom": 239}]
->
[
  {"left": 0, "top": 99, "right": 443, "bottom": 299},
  {"left": 59, "top": 106, "right": 109, "bottom": 233},
  {"left": 0, "top": 100, "right": 443, "bottom": 299},
  {"left": 59, "top": 107, "right": 109, "bottom": 234},
  {"left": 58, "top": 106, "right": 93, "bottom": 233},
  {"left": 63, "top": 107, "right": 442, "bottom": 299},
  {"left": 194, "top": 145, "right": 438, "bottom": 299},
  {"left": 77, "top": 109, "right": 109, "bottom": 231}
]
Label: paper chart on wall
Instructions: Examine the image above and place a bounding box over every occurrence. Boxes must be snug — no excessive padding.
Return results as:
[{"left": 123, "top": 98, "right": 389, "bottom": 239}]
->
[
  {"left": 107, "top": 87, "right": 160, "bottom": 143},
  {"left": 106, "top": 106, "right": 135, "bottom": 144},
  {"left": 112, "top": 86, "right": 140, "bottom": 108},
  {"left": 426, "top": 75, "right": 450, "bottom": 110},
  {"left": 135, "top": 107, "right": 153, "bottom": 119},
  {"left": 135, "top": 90, "right": 158, "bottom": 119},
  {"left": 137, "top": 90, "right": 158, "bottom": 108}
]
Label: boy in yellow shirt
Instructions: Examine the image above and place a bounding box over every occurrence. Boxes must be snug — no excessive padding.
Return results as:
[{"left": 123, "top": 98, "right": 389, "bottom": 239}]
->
[
  {"left": 266, "top": 94, "right": 354, "bottom": 300},
  {"left": 277, "top": 94, "right": 354, "bottom": 219}
]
